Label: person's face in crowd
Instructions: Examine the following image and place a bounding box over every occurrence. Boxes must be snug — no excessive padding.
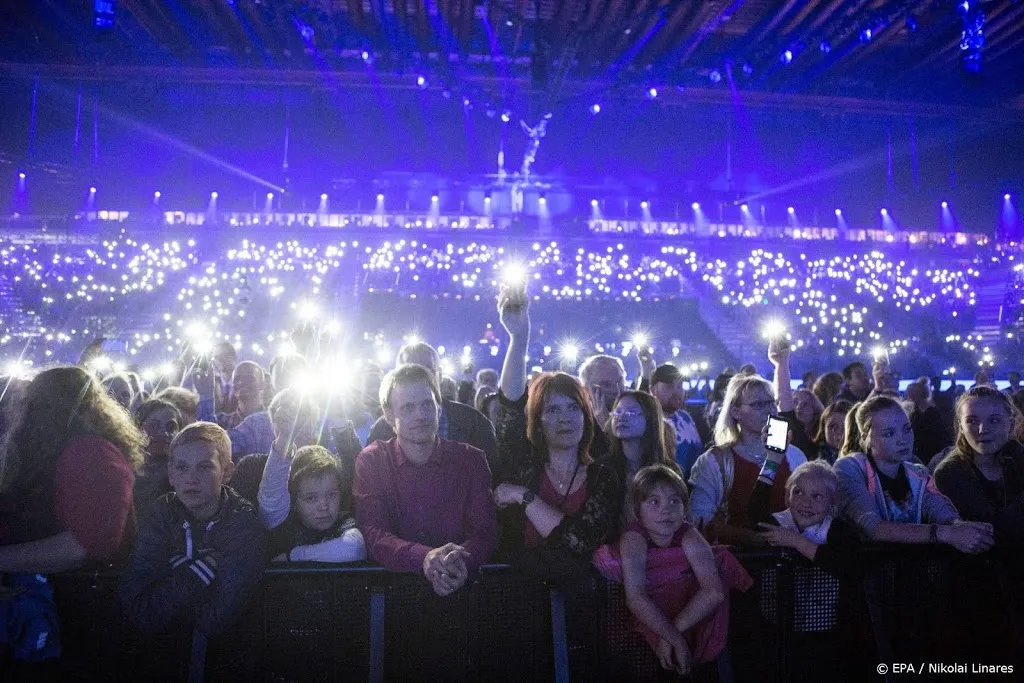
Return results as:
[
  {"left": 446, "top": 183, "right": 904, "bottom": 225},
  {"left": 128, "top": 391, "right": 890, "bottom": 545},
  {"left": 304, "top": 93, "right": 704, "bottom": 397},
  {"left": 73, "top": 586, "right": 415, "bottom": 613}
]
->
[
  {"left": 959, "top": 397, "right": 1013, "bottom": 457},
  {"left": 611, "top": 395, "right": 647, "bottom": 440},
  {"left": 106, "top": 377, "right": 133, "bottom": 410},
  {"left": 386, "top": 381, "right": 440, "bottom": 447},
  {"left": 168, "top": 441, "right": 233, "bottom": 521},
  {"left": 824, "top": 412, "right": 847, "bottom": 450},
  {"left": 486, "top": 398, "right": 499, "bottom": 427},
  {"left": 401, "top": 349, "right": 440, "bottom": 382},
  {"left": 738, "top": 364, "right": 757, "bottom": 376},
  {"left": 638, "top": 483, "right": 686, "bottom": 539},
  {"left": 540, "top": 392, "right": 585, "bottom": 451},
  {"left": 788, "top": 475, "right": 832, "bottom": 530},
  {"left": 142, "top": 406, "right": 181, "bottom": 461},
  {"left": 232, "top": 364, "right": 265, "bottom": 404},
  {"left": 272, "top": 402, "right": 318, "bottom": 450},
  {"left": 213, "top": 347, "right": 238, "bottom": 380},
  {"left": 651, "top": 378, "right": 685, "bottom": 415},
  {"left": 793, "top": 391, "right": 816, "bottom": 426},
  {"left": 849, "top": 365, "right": 870, "bottom": 395},
  {"left": 732, "top": 385, "right": 776, "bottom": 437},
  {"left": 1009, "top": 373, "right": 1021, "bottom": 389},
  {"left": 588, "top": 364, "right": 625, "bottom": 411},
  {"left": 295, "top": 473, "right": 341, "bottom": 532},
  {"left": 866, "top": 407, "right": 914, "bottom": 466}
]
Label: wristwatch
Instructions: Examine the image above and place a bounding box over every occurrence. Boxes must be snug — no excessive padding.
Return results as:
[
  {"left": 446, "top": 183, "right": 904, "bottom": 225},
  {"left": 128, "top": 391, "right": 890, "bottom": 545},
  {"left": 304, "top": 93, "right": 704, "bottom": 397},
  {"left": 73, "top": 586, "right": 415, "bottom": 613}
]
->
[{"left": 522, "top": 489, "right": 536, "bottom": 506}]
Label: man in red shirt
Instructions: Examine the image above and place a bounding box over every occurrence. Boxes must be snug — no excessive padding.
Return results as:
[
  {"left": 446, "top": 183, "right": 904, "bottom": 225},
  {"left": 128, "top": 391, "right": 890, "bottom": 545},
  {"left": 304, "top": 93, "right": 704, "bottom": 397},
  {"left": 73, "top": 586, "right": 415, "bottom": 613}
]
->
[{"left": 353, "top": 364, "right": 498, "bottom": 596}]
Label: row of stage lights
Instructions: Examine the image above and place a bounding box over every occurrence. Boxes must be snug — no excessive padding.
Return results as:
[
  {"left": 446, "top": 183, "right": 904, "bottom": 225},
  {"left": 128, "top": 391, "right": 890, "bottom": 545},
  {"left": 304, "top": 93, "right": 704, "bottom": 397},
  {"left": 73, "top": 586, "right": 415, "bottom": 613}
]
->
[{"left": 13, "top": 173, "right": 1019, "bottom": 223}]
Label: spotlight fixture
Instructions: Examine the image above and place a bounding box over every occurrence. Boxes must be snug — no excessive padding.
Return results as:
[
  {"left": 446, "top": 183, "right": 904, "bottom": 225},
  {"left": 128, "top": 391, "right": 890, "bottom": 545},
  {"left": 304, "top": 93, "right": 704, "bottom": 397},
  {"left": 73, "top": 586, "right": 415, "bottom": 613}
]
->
[
  {"left": 941, "top": 201, "right": 949, "bottom": 209},
  {"left": 691, "top": 202, "right": 700, "bottom": 210},
  {"left": 640, "top": 201, "right": 649, "bottom": 209},
  {"left": 589, "top": 103, "right": 601, "bottom": 114},
  {"left": 835, "top": 209, "right": 842, "bottom": 216},
  {"left": 880, "top": 208, "right": 888, "bottom": 216},
  {"left": 709, "top": 70, "right": 722, "bottom": 83},
  {"left": 741, "top": 63, "right": 754, "bottom": 75},
  {"left": 154, "top": 191, "right": 161, "bottom": 198},
  {"left": 647, "top": 87, "right": 658, "bottom": 99},
  {"left": 211, "top": 192, "right": 218, "bottom": 199},
  {"left": 740, "top": 204, "right": 749, "bottom": 211},
  {"left": 860, "top": 28, "right": 873, "bottom": 42},
  {"left": 321, "top": 193, "right": 328, "bottom": 200},
  {"left": 267, "top": 192, "right": 274, "bottom": 199},
  {"left": 18, "top": 172, "right": 26, "bottom": 180},
  {"left": 500, "top": 111, "right": 511, "bottom": 122},
  {"left": 787, "top": 206, "right": 795, "bottom": 214},
  {"left": 376, "top": 194, "right": 384, "bottom": 201},
  {"left": 89, "top": 186, "right": 97, "bottom": 193},
  {"left": 591, "top": 199, "right": 599, "bottom": 206},
  {"left": 820, "top": 41, "right": 832, "bottom": 54},
  {"left": 417, "top": 75, "right": 427, "bottom": 88},
  {"left": 1005, "top": 194, "right": 1012, "bottom": 200},
  {"left": 431, "top": 194, "right": 439, "bottom": 202},
  {"left": 780, "top": 50, "right": 793, "bottom": 65}
]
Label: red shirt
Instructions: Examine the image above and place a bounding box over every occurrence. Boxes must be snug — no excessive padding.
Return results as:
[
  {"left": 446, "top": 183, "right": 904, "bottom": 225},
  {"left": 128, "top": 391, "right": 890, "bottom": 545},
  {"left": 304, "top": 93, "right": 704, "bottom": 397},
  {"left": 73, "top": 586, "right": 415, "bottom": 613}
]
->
[
  {"left": 726, "top": 450, "right": 790, "bottom": 528},
  {"left": 353, "top": 437, "right": 498, "bottom": 574},
  {"left": 55, "top": 436, "right": 137, "bottom": 563},
  {"left": 524, "top": 473, "right": 588, "bottom": 549}
]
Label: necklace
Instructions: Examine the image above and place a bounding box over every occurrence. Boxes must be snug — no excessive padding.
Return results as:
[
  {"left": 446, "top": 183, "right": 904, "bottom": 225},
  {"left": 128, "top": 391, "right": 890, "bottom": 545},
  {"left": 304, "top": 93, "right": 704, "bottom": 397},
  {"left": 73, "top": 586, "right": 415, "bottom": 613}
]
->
[
  {"left": 734, "top": 444, "right": 766, "bottom": 465},
  {"left": 547, "top": 462, "right": 580, "bottom": 493}
]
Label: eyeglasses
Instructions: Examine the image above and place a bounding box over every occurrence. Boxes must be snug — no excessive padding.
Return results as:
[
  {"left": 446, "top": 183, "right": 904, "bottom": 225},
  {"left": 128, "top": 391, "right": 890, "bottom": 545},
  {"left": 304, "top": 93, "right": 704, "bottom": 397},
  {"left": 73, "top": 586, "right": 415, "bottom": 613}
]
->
[
  {"left": 143, "top": 419, "right": 180, "bottom": 435},
  {"left": 611, "top": 409, "right": 644, "bottom": 419},
  {"left": 743, "top": 399, "right": 776, "bottom": 411}
]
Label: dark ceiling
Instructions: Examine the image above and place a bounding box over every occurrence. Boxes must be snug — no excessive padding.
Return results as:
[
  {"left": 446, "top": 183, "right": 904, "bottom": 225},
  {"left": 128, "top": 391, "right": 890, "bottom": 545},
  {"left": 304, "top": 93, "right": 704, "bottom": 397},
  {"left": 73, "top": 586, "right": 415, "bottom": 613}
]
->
[{"left": 1, "top": 0, "right": 1023, "bottom": 112}]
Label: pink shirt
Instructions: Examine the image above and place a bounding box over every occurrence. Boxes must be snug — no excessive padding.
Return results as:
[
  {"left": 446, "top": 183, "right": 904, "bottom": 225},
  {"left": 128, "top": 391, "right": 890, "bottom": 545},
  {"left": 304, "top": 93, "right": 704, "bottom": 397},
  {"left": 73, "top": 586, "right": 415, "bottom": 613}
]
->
[{"left": 353, "top": 437, "right": 498, "bottom": 574}]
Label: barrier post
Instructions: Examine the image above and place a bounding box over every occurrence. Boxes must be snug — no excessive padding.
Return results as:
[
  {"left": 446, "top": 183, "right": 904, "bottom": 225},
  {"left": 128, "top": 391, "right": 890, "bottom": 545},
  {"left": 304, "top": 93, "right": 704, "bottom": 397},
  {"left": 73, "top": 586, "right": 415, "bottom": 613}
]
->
[
  {"left": 368, "top": 589, "right": 386, "bottom": 683},
  {"left": 549, "top": 588, "right": 570, "bottom": 683}
]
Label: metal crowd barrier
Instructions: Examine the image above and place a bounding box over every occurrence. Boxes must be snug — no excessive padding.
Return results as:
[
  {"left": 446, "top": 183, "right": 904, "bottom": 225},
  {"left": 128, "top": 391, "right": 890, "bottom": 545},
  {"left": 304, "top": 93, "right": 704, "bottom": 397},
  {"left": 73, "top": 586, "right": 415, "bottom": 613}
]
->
[{"left": 43, "top": 545, "right": 1023, "bottom": 682}]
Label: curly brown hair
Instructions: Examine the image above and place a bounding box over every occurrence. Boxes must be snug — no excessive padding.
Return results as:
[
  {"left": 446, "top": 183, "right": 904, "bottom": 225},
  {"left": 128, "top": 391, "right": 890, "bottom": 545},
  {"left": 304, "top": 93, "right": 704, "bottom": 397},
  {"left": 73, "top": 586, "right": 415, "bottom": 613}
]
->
[{"left": 0, "top": 366, "right": 147, "bottom": 496}]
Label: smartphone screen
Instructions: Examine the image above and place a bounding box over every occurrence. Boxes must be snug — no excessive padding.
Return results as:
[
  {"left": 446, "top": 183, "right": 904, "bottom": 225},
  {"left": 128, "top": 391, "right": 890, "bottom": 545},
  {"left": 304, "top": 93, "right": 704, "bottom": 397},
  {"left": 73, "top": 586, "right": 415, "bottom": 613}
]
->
[{"left": 765, "top": 415, "right": 789, "bottom": 453}]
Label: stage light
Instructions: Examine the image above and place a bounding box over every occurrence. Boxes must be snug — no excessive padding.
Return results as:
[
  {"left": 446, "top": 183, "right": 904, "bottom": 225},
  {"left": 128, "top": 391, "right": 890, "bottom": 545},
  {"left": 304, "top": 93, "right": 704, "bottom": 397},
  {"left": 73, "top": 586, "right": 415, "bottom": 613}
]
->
[
  {"left": 417, "top": 75, "right": 427, "bottom": 88},
  {"left": 941, "top": 201, "right": 948, "bottom": 209},
  {"left": 267, "top": 192, "right": 274, "bottom": 200},
  {"left": 462, "top": 97, "right": 471, "bottom": 108},
  {"left": 640, "top": 201, "right": 649, "bottom": 209},
  {"left": 539, "top": 195, "right": 547, "bottom": 204},
  {"left": 787, "top": 206, "right": 795, "bottom": 214},
  {"left": 880, "top": 208, "right": 888, "bottom": 216},
  {"left": 780, "top": 50, "right": 793, "bottom": 65},
  {"left": 1005, "top": 194, "right": 1012, "bottom": 200},
  {"left": 709, "top": 70, "right": 722, "bottom": 83},
  {"left": 361, "top": 51, "right": 372, "bottom": 63},
  {"left": 820, "top": 41, "right": 832, "bottom": 54},
  {"left": 431, "top": 194, "right": 439, "bottom": 202},
  {"left": 861, "top": 28, "right": 873, "bottom": 42},
  {"left": 211, "top": 192, "right": 218, "bottom": 199},
  {"left": 591, "top": 199, "right": 599, "bottom": 206},
  {"left": 321, "top": 193, "right": 328, "bottom": 200},
  {"left": 590, "top": 103, "right": 601, "bottom": 114},
  {"left": 691, "top": 202, "right": 700, "bottom": 210},
  {"left": 741, "top": 63, "right": 754, "bottom": 75},
  {"left": 18, "top": 172, "right": 25, "bottom": 180},
  {"left": 90, "top": 186, "right": 97, "bottom": 193},
  {"left": 501, "top": 111, "right": 511, "bottom": 122},
  {"left": 154, "top": 191, "right": 161, "bottom": 199},
  {"left": 741, "top": 204, "right": 749, "bottom": 211},
  {"left": 906, "top": 15, "right": 918, "bottom": 31},
  {"left": 647, "top": 87, "right": 658, "bottom": 99},
  {"left": 835, "top": 209, "right": 842, "bottom": 216},
  {"left": 376, "top": 193, "right": 384, "bottom": 201}
]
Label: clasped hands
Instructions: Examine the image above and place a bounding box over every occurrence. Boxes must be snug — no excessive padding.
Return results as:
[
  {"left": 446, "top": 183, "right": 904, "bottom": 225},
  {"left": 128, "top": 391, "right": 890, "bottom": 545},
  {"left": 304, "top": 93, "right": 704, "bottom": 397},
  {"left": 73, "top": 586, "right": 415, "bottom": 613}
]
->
[{"left": 422, "top": 543, "right": 471, "bottom": 597}]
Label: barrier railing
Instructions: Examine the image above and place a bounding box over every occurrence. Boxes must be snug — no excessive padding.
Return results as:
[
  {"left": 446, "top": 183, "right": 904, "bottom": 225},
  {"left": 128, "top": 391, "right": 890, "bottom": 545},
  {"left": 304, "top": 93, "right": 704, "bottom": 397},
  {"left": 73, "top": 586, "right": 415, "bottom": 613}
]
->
[{"left": 45, "top": 545, "right": 1023, "bottom": 682}]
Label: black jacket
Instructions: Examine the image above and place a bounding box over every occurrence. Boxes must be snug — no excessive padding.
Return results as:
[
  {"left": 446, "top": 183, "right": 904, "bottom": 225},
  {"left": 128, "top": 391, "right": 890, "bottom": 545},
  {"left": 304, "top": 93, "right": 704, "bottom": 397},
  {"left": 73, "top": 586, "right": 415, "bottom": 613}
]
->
[
  {"left": 366, "top": 398, "right": 497, "bottom": 471},
  {"left": 933, "top": 441, "right": 1024, "bottom": 543},
  {"left": 119, "top": 486, "right": 265, "bottom": 637}
]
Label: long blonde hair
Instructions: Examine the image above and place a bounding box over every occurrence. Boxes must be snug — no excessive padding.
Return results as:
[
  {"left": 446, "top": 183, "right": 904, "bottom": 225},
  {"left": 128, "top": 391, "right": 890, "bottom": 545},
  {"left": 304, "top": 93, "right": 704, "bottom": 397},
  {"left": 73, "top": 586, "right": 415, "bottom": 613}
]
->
[
  {"left": 713, "top": 374, "right": 774, "bottom": 448},
  {"left": 839, "top": 395, "right": 904, "bottom": 458},
  {"left": 0, "top": 366, "right": 147, "bottom": 496}
]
